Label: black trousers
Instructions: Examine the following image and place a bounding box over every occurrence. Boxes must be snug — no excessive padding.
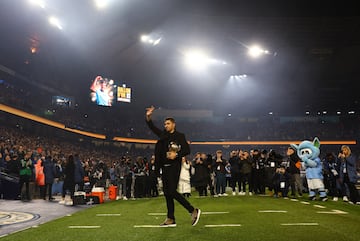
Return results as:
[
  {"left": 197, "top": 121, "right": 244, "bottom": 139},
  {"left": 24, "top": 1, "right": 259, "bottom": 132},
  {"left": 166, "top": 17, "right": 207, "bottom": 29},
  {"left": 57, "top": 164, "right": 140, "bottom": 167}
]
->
[
  {"left": 343, "top": 174, "right": 359, "bottom": 203},
  {"left": 44, "top": 182, "right": 53, "bottom": 199},
  {"left": 162, "top": 163, "right": 194, "bottom": 220},
  {"left": 231, "top": 172, "right": 241, "bottom": 192},
  {"left": 19, "top": 175, "right": 31, "bottom": 200}
]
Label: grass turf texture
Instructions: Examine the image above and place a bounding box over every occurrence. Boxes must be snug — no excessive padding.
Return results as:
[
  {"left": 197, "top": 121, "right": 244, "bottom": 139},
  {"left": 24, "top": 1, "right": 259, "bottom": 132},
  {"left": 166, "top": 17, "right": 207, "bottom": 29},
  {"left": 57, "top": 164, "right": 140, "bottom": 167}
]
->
[{"left": 2, "top": 195, "right": 359, "bottom": 241}]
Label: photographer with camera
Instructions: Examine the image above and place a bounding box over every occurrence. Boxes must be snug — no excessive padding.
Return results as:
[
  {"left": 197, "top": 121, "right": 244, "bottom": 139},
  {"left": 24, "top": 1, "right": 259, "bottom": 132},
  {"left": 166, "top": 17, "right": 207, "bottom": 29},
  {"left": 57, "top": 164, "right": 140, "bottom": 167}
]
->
[{"left": 338, "top": 145, "right": 359, "bottom": 204}]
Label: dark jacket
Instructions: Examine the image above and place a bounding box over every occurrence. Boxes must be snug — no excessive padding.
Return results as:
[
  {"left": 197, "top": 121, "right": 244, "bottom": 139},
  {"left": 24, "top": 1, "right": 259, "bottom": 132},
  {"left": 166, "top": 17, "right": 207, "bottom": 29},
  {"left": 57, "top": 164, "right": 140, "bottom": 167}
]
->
[
  {"left": 213, "top": 158, "right": 226, "bottom": 175},
  {"left": 64, "top": 160, "right": 75, "bottom": 189},
  {"left": 339, "top": 154, "right": 358, "bottom": 183},
  {"left": 229, "top": 156, "right": 241, "bottom": 174},
  {"left": 240, "top": 157, "right": 252, "bottom": 175},
  {"left": 192, "top": 158, "right": 209, "bottom": 187},
  {"left": 74, "top": 158, "right": 85, "bottom": 183},
  {"left": 43, "top": 157, "right": 55, "bottom": 184},
  {"left": 287, "top": 153, "right": 300, "bottom": 174},
  {"left": 146, "top": 119, "right": 190, "bottom": 175}
]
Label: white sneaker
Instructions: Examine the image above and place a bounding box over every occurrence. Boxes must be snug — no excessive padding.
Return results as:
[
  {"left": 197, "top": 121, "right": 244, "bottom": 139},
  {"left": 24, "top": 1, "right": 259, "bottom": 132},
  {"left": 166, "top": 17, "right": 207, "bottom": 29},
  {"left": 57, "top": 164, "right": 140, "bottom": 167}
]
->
[
  {"left": 65, "top": 200, "right": 73, "bottom": 206},
  {"left": 239, "top": 191, "right": 245, "bottom": 196},
  {"left": 232, "top": 192, "right": 236, "bottom": 196},
  {"left": 59, "top": 199, "right": 65, "bottom": 204},
  {"left": 249, "top": 192, "right": 253, "bottom": 196},
  {"left": 123, "top": 196, "right": 128, "bottom": 200},
  {"left": 214, "top": 194, "right": 219, "bottom": 197},
  {"left": 343, "top": 196, "right": 349, "bottom": 202},
  {"left": 222, "top": 193, "right": 228, "bottom": 196},
  {"left": 333, "top": 197, "right": 338, "bottom": 201}
]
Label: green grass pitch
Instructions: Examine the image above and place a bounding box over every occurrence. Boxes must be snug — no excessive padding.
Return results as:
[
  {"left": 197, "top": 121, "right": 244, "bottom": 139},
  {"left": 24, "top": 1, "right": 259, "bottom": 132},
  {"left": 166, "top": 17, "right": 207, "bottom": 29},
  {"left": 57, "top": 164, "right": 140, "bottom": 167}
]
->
[{"left": 2, "top": 195, "right": 360, "bottom": 241}]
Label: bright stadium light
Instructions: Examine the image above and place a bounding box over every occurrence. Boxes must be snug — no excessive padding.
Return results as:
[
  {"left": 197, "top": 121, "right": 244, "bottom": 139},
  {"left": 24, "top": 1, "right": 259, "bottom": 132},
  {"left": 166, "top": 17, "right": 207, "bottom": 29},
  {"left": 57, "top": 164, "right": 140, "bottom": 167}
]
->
[
  {"left": 29, "top": 0, "right": 46, "bottom": 9},
  {"left": 228, "top": 74, "right": 248, "bottom": 81},
  {"left": 140, "top": 33, "right": 162, "bottom": 46},
  {"left": 153, "top": 38, "right": 162, "bottom": 46},
  {"left": 184, "top": 50, "right": 210, "bottom": 71},
  {"left": 248, "top": 45, "right": 270, "bottom": 58},
  {"left": 141, "top": 35, "right": 149, "bottom": 42},
  {"left": 49, "top": 16, "right": 63, "bottom": 30},
  {"left": 94, "top": 0, "right": 109, "bottom": 9}
]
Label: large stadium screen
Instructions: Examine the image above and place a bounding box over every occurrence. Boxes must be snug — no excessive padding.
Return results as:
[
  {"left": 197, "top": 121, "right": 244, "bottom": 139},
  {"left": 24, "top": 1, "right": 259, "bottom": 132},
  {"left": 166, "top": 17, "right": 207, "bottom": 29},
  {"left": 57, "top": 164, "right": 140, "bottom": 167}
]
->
[
  {"left": 90, "top": 75, "right": 130, "bottom": 106},
  {"left": 117, "top": 84, "right": 131, "bottom": 103},
  {"left": 52, "top": 95, "right": 73, "bottom": 107}
]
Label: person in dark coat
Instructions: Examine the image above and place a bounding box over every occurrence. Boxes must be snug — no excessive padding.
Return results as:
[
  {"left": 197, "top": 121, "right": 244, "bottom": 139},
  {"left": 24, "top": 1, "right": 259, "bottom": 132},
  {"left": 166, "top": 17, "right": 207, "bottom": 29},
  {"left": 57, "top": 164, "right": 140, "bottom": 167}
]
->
[
  {"left": 59, "top": 155, "right": 75, "bottom": 205},
  {"left": 338, "top": 145, "right": 359, "bottom": 204},
  {"left": 192, "top": 152, "right": 209, "bottom": 196},
  {"left": 43, "top": 155, "right": 56, "bottom": 201},
  {"left": 146, "top": 105, "right": 201, "bottom": 227},
  {"left": 74, "top": 154, "right": 85, "bottom": 191}
]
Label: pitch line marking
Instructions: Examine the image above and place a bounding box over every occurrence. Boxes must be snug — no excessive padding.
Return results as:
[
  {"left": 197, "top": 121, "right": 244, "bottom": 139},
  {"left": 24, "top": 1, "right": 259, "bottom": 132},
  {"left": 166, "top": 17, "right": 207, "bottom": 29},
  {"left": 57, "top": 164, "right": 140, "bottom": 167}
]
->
[
  {"left": 96, "top": 214, "right": 122, "bottom": 216},
  {"left": 313, "top": 205, "right": 326, "bottom": 209},
  {"left": 317, "top": 209, "right": 348, "bottom": 214},
  {"left": 148, "top": 212, "right": 230, "bottom": 216},
  {"left": 281, "top": 223, "right": 319, "bottom": 226},
  {"left": 301, "top": 201, "right": 310, "bottom": 205},
  {"left": 205, "top": 224, "right": 242, "bottom": 227},
  {"left": 148, "top": 213, "right": 166, "bottom": 216},
  {"left": 202, "top": 212, "right": 230, "bottom": 215},
  {"left": 258, "top": 210, "right": 287, "bottom": 213},
  {"left": 133, "top": 225, "right": 176, "bottom": 228},
  {"left": 68, "top": 226, "right": 101, "bottom": 229}
]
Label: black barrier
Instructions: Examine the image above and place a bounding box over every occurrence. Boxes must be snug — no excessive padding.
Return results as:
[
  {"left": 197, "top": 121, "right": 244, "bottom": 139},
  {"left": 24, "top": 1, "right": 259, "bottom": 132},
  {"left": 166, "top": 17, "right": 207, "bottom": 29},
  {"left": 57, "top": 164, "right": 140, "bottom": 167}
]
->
[{"left": 0, "top": 172, "right": 20, "bottom": 199}]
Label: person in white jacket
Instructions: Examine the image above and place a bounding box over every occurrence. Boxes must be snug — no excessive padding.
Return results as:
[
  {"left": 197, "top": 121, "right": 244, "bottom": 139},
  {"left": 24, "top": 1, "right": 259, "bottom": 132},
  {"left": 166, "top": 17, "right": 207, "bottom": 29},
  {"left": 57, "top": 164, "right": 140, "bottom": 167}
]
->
[{"left": 178, "top": 157, "right": 191, "bottom": 198}]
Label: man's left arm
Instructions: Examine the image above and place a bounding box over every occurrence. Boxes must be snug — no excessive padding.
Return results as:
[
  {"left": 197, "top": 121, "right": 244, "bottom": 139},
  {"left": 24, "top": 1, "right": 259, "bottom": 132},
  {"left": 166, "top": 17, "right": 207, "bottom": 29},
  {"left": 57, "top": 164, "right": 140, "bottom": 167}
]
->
[{"left": 178, "top": 133, "right": 190, "bottom": 158}]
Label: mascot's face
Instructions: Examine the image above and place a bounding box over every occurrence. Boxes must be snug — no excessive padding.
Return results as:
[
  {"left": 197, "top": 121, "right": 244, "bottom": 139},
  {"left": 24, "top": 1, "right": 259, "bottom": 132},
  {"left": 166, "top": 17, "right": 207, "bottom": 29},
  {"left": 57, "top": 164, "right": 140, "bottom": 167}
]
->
[{"left": 290, "top": 137, "right": 320, "bottom": 160}]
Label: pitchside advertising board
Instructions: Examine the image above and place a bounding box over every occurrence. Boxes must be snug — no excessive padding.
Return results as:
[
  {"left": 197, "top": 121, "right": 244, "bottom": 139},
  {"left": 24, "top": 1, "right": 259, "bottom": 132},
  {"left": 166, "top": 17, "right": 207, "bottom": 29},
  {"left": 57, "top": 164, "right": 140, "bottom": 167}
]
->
[{"left": 89, "top": 75, "right": 131, "bottom": 107}]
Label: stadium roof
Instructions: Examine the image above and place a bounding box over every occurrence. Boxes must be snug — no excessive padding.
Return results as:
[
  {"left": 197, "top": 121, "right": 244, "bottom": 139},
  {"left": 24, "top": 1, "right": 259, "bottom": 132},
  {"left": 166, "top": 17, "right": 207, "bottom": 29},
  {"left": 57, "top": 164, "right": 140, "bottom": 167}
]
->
[{"left": 0, "top": 0, "right": 359, "bottom": 116}]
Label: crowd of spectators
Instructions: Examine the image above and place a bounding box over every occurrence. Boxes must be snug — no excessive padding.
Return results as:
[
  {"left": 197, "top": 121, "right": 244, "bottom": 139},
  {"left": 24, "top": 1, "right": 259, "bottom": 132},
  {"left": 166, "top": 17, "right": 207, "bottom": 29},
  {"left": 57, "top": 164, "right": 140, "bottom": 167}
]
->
[
  {"left": 1, "top": 79, "right": 359, "bottom": 204},
  {"left": 1, "top": 122, "right": 359, "bottom": 204}
]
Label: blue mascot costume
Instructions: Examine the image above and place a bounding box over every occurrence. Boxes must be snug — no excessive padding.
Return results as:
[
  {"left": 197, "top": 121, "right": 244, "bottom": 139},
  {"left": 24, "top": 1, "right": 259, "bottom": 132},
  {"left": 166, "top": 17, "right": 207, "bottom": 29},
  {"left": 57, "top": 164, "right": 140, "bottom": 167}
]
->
[{"left": 291, "top": 137, "right": 327, "bottom": 201}]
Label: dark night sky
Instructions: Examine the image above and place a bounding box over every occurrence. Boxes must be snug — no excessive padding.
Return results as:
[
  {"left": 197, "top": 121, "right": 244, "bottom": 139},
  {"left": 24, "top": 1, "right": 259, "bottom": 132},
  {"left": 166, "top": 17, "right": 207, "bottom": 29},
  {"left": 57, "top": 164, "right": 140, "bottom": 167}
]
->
[{"left": 0, "top": 0, "right": 359, "bottom": 117}]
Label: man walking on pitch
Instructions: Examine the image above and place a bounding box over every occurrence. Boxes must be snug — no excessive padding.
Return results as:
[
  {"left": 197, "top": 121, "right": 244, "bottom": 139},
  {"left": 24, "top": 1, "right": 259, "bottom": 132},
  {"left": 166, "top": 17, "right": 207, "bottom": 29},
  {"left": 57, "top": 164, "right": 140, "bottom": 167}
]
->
[{"left": 145, "top": 106, "right": 201, "bottom": 227}]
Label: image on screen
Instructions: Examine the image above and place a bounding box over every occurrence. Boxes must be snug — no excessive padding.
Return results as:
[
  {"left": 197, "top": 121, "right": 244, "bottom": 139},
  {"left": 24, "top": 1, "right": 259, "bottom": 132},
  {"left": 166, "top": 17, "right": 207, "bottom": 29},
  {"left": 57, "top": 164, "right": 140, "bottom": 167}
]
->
[
  {"left": 90, "top": 75, "right": 116, "bottom": 106},
  {"left": 117, "top": 84, "right": 131, "bottom": 103}
]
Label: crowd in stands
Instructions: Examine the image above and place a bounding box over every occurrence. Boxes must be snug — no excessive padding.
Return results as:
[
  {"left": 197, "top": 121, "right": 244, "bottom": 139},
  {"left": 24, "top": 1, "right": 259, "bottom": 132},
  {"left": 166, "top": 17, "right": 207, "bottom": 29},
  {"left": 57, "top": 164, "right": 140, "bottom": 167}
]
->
[{"left": 1, "top": 123, "right": 359, "bottom": 205}]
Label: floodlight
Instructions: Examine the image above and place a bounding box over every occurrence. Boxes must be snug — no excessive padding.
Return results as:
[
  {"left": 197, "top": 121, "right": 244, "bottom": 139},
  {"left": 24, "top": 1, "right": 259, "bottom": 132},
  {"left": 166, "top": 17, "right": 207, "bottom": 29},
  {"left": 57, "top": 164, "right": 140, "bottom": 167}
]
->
[
  {"left": 29, "top": 0, "right": 45, "bottom": 9},
  {"left": 140, "top": 35, "right": 149, "bottom": 42},
  {"left": 153, "top": 38, "right": 162, "bottom": 46},
  {"left": 248, "top": 45, "right": 271, "bottom": 58},
  {"left": 184, "top": 50, "right": 209, "bottom": 71},
  {"left": 94, "top": 0, "right": 108, "bottom": 9},
  {"left": 49, "top": 16, "right": 63, "bottom": 30},
  {"left": 248, "top": 45, "right": 264, "bottom": 58}
]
